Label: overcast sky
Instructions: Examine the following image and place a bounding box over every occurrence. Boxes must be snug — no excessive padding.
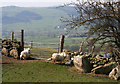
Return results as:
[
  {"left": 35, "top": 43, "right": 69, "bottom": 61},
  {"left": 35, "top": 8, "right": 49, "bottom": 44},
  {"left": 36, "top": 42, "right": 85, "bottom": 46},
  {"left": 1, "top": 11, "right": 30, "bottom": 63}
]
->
[
  {"left": 1, "top": 0, "right": 76, "bottom": 7},
  {"left": 0, "top": 0, "right": 115, "bottom": 7}
]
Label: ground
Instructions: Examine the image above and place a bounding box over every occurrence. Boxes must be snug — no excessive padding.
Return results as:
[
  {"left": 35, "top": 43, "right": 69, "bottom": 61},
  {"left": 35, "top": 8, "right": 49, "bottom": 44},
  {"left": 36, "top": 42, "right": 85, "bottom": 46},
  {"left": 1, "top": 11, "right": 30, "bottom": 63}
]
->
[
  {"left": 2, "top": 54, "right": 119, "bottom": 82},
  {"left": 1, "top": 46, "right": 119, "bottom": 82}
]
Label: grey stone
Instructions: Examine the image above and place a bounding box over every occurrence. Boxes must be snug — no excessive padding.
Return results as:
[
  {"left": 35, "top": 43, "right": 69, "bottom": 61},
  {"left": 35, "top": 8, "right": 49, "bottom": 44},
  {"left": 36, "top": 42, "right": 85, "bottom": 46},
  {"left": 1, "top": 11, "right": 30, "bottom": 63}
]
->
[
  {"left": 91, "top": 62, "right": 117, "bottom": 75},
  {"left": 73, "top": 55, "right": 93, "bottom": 73},
  {"left": 109, "top": 65, "right": 120, "bottom": 80}
]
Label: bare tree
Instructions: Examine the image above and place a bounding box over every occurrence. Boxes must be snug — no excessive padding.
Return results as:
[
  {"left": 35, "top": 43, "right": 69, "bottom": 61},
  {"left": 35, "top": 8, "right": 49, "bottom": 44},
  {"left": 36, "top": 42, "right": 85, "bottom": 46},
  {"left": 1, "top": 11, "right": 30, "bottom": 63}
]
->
[{"left": 61, "top": 0, "right": 120, "bottom": 56}]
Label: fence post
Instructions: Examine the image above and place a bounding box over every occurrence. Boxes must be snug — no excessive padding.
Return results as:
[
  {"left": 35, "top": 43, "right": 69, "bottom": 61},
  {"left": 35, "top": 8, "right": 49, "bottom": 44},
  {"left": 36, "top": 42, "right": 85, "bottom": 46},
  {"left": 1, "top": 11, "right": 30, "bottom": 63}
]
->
[
  {"left": 91, "top": 45, "right": 95, "bottom": 54},
  {"left": 31, "top": 41, "right": 33, "bottom": 48},
  {"left": 79, "top": 41, "right": 84, "bottom": 52},
  {"left": 20, "top": 29, "right": 24, "bottom": 52},
  {"left": 59, "top": 35, "right": 65, "bottom": 53},
  {"left": 12, "top": 32, "right": 14, "bottom": 41},
  {"left": 58, "top": 43, "right": 59, "bottom": 53}
]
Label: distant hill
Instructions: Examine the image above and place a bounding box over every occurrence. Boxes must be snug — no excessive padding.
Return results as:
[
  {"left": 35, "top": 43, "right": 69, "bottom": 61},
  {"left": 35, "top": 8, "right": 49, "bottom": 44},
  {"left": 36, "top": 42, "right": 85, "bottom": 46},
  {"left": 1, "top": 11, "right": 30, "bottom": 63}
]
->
[
  {"left": 2, "top": 6, "right": 86, "bottom": 44},
  {"left": 2, "top": 6, "right": 77, "bottom": 24},
  {"left": 2, "top": 10, "right": 42, "bottom": 24},
  {"left": 49, "top": 6, "right": 78, "bottom": 15}
]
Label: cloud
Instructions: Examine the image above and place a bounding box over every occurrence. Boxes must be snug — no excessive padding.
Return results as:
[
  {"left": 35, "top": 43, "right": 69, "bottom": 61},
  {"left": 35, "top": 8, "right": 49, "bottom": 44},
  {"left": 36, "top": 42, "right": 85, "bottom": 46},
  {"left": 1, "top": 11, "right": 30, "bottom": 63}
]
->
[
  {"left": 1, "top": 2, "right": 65, "bottom": 7},
  {"left": 1, "top": 0, "right": 73, "bottom": 2},
  {"left": 1, "top": 0, "right": 75, "bottom": 7}
]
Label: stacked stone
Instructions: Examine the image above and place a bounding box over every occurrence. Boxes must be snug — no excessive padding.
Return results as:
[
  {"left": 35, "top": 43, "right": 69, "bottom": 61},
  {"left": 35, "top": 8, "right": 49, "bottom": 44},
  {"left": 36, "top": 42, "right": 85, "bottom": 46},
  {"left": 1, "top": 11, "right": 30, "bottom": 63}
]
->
[
  {"left": 72, "top": 52, "right": 119, "bottom": 80},
  {"left": 1, "top": 39, "right": 21, "bottom": 59},
  {"left": 89, "top": 55, "right": 110, "bottom": 67}
]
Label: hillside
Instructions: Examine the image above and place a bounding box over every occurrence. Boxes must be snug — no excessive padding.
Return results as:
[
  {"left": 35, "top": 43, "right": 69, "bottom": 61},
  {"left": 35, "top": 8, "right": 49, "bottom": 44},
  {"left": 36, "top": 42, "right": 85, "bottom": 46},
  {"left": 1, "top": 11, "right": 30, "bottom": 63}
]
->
[
  {"left": 2, "top": 10, "right": 42, "bottom": 24},
  {"left": 2, "top": 6, "right": 86, "bottom": 48}
]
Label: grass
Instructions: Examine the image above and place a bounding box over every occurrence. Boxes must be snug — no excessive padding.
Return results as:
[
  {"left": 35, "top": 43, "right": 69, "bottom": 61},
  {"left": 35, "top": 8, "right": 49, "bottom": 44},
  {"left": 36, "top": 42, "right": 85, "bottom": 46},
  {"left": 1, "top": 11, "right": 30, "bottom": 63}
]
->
[
  {"left": 27, "top": 46, "right": 58, "bottom": 58},
  {"left": 2, "top": 61, "right": 117, "bottom": 82},
  {"left": 2, "top": 46, "right": 118, "bottom": 82}
]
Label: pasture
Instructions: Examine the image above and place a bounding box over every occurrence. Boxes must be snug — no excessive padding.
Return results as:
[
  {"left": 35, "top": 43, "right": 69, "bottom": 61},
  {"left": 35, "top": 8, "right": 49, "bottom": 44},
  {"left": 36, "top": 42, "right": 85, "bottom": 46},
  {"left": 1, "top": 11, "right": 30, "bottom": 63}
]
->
[
  {"left": 2, "top": 46, "right": 118, "bottom": 82},
  {"left": 1, "top": 6, "right": 119, "bottom": 83},
  {"left": 2, "top": 61, "right": 117, "bottom": 82}
]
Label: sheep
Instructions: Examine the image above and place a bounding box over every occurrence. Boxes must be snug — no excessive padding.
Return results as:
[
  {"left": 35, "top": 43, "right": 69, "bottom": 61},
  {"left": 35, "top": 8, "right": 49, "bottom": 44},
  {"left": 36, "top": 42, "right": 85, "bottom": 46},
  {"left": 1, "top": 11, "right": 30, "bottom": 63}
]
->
[
  {"left": 47, "top": 51, "right": 69, "bottom": 62},
  {"left": 51, "top": 53, "right": 65, "bottom": 62},
  {"left": 20, "top": 48, "right": 30, "bottom": 60}
]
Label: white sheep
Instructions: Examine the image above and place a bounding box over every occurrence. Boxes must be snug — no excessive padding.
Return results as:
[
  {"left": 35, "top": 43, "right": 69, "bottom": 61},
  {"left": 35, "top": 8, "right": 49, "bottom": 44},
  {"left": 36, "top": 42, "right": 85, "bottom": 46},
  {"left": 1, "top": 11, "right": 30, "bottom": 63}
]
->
[
  {"left": 20, "top": 48, "right": 30, "bottom": 60},
  {"left": 47, "top": 52, "right": 68, "bottom": 62}
]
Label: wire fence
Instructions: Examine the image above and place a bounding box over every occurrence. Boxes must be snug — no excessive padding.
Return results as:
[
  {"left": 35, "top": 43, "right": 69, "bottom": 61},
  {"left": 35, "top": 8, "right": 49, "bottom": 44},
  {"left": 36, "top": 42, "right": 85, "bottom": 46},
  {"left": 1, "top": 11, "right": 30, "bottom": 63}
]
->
[
  {"left": 2, "top": 30, "right": 59, "bottom": 48},
  {"left": 24, "top": 41, "right": 59, "bottom": 49},
  {"left": 24, "top": 41, "right": 59, "bottom": 58},
  {"left": 2, "top": 30, "right": 60, "bottom": 58},
  {"left": 2, "top": 30, "right": 20, "bottom": 39}
]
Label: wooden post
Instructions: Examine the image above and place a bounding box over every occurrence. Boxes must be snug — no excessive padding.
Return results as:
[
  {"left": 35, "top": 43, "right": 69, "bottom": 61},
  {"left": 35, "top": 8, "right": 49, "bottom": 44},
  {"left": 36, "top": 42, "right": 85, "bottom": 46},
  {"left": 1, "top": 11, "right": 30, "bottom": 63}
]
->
[
  {"left": 20, "top": 29, "right": 24, "bottom": 52},
  {"left": 31, "top": 41, "right": 33, "bottom": 48},
  {"left": 59, "top": 35, "right": 65, "bottom": 53},
  {"left": 79, "top": 41, "right": 84, "bottom": 52},
  {"left": 91, "top": 45, "right": 95, "bottom": 55},
  {"left": 58, "top": 43, "right": 59, "bottom": 53},
  {"left": 12, "top": 32, "right": 14, "bottom": 41}
]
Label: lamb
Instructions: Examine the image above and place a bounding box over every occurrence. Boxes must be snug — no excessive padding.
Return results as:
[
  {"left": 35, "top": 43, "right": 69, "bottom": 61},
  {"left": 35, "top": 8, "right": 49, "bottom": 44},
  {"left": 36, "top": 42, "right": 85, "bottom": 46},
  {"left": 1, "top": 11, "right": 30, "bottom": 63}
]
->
[{"left": 20, "top": 48, "right": 30, "bottom": 60}]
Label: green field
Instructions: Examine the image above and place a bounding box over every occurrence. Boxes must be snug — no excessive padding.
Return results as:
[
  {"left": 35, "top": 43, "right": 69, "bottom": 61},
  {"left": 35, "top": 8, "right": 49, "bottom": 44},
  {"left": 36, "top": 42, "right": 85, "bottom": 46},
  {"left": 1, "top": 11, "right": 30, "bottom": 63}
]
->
[
  {"left": 2, "top": 46, "right": 118, "bottom": 82},
  {"left": 2, "top": 61, "right": 117, "bottom": 82},
  {"left": 25, "top": 45, "right": 58, "bottom": 58}
]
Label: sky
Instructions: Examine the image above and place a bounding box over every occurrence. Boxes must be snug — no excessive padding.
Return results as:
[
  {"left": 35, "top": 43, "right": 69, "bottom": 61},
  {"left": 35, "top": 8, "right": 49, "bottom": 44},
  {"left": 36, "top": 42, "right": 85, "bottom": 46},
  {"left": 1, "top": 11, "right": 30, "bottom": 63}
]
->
[
  {"left": 0, "top": 0, "right": 76, "bottom": 7},
  {"left": 0, "top": 0, "right": 116, "bottom": 7}
]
